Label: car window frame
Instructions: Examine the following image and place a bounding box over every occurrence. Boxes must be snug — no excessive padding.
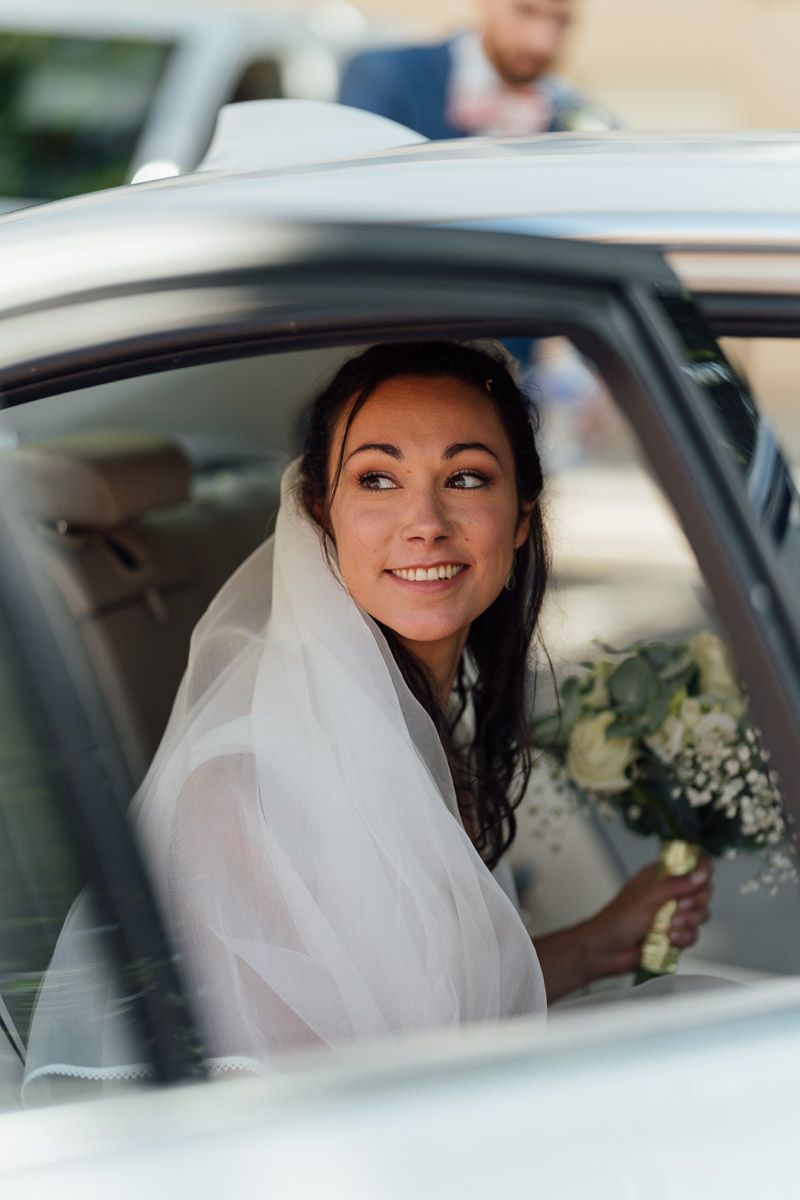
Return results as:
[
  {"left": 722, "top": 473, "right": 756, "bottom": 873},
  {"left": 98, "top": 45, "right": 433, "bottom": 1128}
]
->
[{"left": 2, "top": 222, "right": 800, "bottom": 1061}]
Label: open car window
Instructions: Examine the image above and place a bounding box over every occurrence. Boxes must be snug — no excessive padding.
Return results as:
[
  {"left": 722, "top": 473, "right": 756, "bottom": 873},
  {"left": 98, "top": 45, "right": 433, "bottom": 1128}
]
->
[{"left": 1, "top": 309, "right": 798, "bottom": 1101}]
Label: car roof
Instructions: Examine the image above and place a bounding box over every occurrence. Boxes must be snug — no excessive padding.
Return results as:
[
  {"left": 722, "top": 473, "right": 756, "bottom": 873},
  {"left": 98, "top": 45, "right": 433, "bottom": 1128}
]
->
[
  {"left": 0, "top": 0, "right": 321, "bottom": 38},
  {"left": 5, "top": 128, "right": 800, "bottom": 249},
  {"left": 4, "top": 123, "right": 800, "bottom": 310}
]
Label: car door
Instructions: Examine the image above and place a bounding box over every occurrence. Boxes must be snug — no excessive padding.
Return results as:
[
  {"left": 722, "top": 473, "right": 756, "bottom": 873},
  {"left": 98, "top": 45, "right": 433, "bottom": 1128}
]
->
[{"left": 0, "top": 215, "right": 799, "bottom": 1136}]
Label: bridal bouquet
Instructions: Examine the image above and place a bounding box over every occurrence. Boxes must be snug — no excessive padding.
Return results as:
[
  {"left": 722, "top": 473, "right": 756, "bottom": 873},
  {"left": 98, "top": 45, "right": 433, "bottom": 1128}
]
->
[{"left": 532, "top": 632, "right": 796, "bottom": 982}]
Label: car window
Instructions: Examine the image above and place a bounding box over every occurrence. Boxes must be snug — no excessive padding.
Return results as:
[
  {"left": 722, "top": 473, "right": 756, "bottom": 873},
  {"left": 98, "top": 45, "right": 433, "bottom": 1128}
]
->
[
  {"left": 719, "top": 336, "right": 800, "bottom": 466},
  {"left": 3, "top": 329, "right": 796, "bottom": 1029},
  {"left": 228, "top": 57, "right": 284, "bottom": 105},
  {"left": 0, "top": 31, "right": 174, "bottom": 201},
  {"left": 661, "top": 302, "right": 800, "bottom": 612}
]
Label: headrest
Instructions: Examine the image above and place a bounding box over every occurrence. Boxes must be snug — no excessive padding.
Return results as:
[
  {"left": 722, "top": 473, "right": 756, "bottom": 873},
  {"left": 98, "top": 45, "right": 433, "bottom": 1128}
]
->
[{"left": 6, "top": 431, "right": 192, "bottom": 528}]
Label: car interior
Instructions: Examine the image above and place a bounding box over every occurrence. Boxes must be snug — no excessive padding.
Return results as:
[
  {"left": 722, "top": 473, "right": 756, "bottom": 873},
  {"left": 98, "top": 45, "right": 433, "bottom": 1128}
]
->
[{"left": 1, "top": 331, "right": 799, "bottom": 1110}]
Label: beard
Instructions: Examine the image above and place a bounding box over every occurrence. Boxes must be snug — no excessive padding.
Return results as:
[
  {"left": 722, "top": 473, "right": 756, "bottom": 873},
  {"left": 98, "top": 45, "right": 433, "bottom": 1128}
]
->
[{"left": 485, "top": 43, "right": 551, "bottom": 86}]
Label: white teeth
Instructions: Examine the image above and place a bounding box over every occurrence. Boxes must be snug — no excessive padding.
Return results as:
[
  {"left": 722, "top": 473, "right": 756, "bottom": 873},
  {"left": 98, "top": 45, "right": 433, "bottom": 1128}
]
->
[{"left": 390, "top": 564, "right": 465, "bottom": 581}]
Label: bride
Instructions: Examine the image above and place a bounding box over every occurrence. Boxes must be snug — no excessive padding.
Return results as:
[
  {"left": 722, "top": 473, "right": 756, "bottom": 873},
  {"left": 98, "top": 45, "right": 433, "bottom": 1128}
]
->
[{"left": 25, "top": 340, "right": 711, "bottom": 1086}]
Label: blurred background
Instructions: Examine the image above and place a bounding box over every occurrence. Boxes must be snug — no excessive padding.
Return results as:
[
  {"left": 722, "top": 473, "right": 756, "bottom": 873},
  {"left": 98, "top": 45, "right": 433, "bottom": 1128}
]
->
[{"left": 210, "top": 0, "right": 800, "bottom": 130}]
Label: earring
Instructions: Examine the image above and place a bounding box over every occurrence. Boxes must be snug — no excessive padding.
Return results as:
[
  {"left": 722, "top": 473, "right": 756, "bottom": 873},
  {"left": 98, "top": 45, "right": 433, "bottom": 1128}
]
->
[{"left": 505, "top": 552, "right": 517, "bottom": 591}]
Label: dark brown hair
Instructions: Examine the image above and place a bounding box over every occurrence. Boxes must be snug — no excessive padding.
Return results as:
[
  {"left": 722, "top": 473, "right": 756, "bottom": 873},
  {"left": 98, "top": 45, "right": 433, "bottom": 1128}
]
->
[{"left": 299, "top": 341, "right": 549, "bottom": 869}]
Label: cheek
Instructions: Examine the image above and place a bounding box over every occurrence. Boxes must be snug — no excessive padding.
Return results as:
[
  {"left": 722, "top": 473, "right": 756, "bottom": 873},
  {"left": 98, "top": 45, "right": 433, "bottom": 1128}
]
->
[
  {"left": 466, "top": 496, "right": 523, "bottom": 557},
  {"left": 330, "top": 501, "right": 392, "bottom": 582}
]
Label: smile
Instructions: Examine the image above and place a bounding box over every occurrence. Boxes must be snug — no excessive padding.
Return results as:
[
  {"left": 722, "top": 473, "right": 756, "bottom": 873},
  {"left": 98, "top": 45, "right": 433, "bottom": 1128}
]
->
[{"left": 388, "top": 563, "right": 467, "bottom": 582}]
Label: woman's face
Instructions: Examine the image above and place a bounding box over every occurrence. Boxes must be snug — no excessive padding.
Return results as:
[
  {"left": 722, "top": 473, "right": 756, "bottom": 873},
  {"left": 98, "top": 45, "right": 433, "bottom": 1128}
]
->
[{"left": 327, "top": 373, "right": 531, "bottom": 682}]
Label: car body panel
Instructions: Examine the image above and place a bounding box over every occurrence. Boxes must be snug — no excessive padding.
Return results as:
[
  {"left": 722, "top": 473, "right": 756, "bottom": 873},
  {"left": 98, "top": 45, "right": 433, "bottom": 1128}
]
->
[
  {"left": 4, "top": 979, "right": 800, "bottom": 1197},
  {"left": 5, "top": 127, "right": 800, "bottom": 303}
]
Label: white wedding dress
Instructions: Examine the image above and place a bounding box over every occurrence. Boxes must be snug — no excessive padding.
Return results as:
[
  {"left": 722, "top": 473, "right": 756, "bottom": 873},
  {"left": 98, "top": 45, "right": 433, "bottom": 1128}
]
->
[{"left": 23, "top": 462, "right": 545, "bottom": 1096}]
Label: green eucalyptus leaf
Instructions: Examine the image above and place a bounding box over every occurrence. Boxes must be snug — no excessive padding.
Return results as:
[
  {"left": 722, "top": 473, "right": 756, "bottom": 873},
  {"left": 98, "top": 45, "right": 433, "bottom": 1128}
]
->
[
  {"left": 658, "top": 648, "right": 695, "bottom": 682},
  {"left": 606, "top": 714, "right": 648, "bottom": 739},
  {"left": 609, "top": 655, "right": 659, "bottom": 715},
  {"left": 640, "top": 687, "right": 670, "bottom": 736},
  {"left": 641, "top": 642, "right": 674, "bottom": 672}
]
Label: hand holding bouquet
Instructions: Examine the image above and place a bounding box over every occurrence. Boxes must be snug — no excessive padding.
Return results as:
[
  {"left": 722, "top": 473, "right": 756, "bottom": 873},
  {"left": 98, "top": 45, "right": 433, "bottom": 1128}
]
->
[{"left": 533, "top": 632, "right": 796, "bottom": 982}]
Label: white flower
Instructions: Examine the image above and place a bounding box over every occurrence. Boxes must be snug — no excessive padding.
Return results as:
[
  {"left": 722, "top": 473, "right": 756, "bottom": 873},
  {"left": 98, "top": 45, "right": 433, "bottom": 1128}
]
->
[
  {"left": 646, "top": 714, "right": 686, "bottom": 763},
  {"left": 566, "top": 711, "right": 636, "bottom": 793},
  {"left": 680, "top": 697, "right": 703, "bottom": 729},
  {"left": 693, "top": 711, "right": 738, "bottom": 758},
  {"left": 691, "top": 632, "right": 744, "bottom": 713},
  {"left": 687, "top": 787, "right": 713, "bottom": 807}
]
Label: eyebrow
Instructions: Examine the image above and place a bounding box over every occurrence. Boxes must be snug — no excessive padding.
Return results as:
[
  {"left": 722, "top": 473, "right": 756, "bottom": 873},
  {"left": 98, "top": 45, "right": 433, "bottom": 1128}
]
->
[
  {"left": 345, "top": 441, "right": 500, "bottom": 463},
  {"left": 443, "top": 441, "right": 500, "bottom": 463},
  {"left": 346, "top": 442, "right": 402, "bottom": 462}
]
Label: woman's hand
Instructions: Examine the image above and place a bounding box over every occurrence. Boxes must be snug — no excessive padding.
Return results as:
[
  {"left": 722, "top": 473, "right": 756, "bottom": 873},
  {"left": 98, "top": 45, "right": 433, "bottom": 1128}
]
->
[
  {"left": 581, "top": 857, "right": 713, "bottom": 982},
  {"left": 533, "top": 857, "right": 713, "bottom": 1003}
]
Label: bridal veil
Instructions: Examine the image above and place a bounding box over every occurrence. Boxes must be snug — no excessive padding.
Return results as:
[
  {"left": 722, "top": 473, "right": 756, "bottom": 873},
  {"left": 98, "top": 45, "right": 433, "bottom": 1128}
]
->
[{"left": 24, "top": 461, "right": 545, "bottom": 1092}]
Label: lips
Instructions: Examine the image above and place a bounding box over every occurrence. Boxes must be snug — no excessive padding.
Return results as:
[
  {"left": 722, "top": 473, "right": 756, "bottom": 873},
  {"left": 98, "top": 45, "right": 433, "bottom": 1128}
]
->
[{"left": 388, "top": 563, "right": 468, "bottom": 582}]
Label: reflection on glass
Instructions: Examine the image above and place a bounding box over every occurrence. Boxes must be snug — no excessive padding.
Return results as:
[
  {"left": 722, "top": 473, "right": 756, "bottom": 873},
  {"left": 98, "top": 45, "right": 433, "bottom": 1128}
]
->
[{"left": 0, "top": 32, "right": 174, "bottom": 200}]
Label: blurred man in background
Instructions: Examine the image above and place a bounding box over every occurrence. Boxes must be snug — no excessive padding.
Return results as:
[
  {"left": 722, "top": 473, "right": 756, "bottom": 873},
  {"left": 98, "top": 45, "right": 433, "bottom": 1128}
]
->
[{"left": 340, "top": 0, "right": 613, "bottom": 139}]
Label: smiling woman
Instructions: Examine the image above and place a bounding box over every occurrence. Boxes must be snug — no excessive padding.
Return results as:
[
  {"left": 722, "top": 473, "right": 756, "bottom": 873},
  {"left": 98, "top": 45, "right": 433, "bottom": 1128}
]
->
[{"left": 300, "top": 342, "right": 546, "bottom": 870}]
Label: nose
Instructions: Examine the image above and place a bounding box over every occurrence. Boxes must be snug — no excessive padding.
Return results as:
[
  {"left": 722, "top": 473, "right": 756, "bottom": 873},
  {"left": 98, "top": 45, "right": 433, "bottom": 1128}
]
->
[{"left": 402, "top": 485, "right": 454, "bottom": 544}]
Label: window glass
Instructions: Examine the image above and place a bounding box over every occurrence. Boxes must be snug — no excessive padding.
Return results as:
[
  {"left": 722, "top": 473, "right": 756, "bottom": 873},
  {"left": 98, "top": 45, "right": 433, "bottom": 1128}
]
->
[
  {"left": 0, "top": 520, "right": 156, "bottom": 1110},
  {"left": 228, "top": 58, "right": 284, "bottom": 105},
  {"left": 660, "top": 299, "right": 800, "bottom": 602},
  {"left": 719, "top": 336, "right": 800, "bottom": 466},
  {"left": 0, "top": 32, "right": 174, "bottom": 200}
]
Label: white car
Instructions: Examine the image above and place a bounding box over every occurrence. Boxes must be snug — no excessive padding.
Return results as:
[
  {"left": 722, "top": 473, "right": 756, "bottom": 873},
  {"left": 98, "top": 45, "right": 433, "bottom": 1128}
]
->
[
  {"left": 0, "top": 0, "right": 387, "bottom": 209},
  {"left": 1, "top": 105, "right": 800, "bottom": 1196}
]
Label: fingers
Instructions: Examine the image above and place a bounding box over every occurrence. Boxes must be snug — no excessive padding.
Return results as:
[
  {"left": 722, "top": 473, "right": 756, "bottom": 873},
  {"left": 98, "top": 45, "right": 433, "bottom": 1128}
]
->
[
  {"left": 655, "top": 859, "right": 713, "bottom": 907},
  {"left": 669, "top": 901, "right": 711, "bottom": 946},
  {"left": 632, "top": 856, "right": 714, "bottom": 948}
]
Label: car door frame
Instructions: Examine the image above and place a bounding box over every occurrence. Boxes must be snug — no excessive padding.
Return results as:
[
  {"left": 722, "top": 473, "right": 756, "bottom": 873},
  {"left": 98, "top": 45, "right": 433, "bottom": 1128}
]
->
[{"left": 2, "top": 220, "right": 800, "bottom": 1084}]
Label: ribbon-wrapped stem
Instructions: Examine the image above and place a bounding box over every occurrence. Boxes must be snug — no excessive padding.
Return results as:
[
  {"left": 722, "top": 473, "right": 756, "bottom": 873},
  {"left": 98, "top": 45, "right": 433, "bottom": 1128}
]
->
[{"left": 634, "top": 839, "right": 701, "bottom": 986}]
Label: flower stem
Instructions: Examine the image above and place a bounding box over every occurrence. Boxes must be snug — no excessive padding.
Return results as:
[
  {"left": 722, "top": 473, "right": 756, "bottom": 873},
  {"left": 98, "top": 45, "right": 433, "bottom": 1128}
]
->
[
  {"left": 634, "top": 967, "right": 661, "bottom": 986},
  {"left": 629, "top": 781, "right": 684, "bottom": 840}
]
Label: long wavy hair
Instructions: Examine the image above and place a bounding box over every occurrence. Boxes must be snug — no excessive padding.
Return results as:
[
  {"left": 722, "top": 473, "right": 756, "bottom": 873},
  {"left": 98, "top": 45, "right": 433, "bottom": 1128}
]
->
[{"left": 299, "top": 341, "right": 549, "bottom": 869}]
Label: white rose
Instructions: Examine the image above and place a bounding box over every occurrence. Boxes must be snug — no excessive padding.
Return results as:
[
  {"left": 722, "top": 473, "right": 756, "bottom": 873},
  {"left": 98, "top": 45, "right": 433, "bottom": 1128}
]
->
[
  {"left": 646, "top": 714, "right": 686, "bottom": 763},
  {"left": 693, "top": 710, "right": 738, "bottom": 758},
  {"left": 567, "top": 711, "right": 636, "bottom": 793},
  {"left": 691, "top": 632, "right": 743, "bottom": 713},
  {"left": 680, "top": 697, "right": 703, "bottom": 729}
]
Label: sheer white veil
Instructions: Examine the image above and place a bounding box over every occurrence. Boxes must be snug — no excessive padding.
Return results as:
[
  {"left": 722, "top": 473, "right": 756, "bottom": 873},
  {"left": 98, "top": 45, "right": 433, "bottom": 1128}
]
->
[{"left": 24, "top": 461, "right": 544, "bottom": 1094}]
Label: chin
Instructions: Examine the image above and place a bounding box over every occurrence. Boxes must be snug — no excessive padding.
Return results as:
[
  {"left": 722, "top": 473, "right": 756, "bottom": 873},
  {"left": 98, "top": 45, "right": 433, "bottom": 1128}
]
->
[
  {"left": 506, "top": 59, "right": 547, "bottom": 85},
  {"left": 389, "top": 621, "right": 463, "bottom": 645}
]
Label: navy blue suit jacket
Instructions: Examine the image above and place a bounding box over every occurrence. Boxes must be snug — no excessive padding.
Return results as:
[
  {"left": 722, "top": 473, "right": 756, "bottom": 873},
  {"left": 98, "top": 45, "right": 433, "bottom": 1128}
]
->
[{"left": 339, "top": 39, "right": 606, "bottom": 141}]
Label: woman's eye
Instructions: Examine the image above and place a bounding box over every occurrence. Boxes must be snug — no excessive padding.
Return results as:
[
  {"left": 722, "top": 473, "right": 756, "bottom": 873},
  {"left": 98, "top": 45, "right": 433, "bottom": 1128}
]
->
[
  {"left": 447, "top": 469, "right": 490, "bottom": 490},
  {"left": 359, "top": 471, "right": 398, "bottom": 491}
]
